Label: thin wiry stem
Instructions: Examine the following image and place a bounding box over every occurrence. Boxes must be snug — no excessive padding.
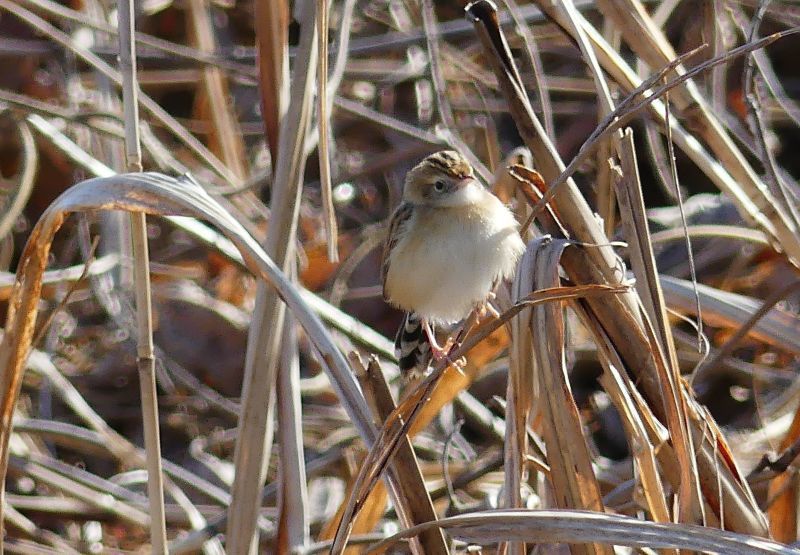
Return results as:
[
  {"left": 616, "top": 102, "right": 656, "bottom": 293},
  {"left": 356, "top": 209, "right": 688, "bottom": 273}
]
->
[
  {"left": 500, "top": 0, "right": 554, "bottom": 137},
  {"left": 317, "top": 0, "right": 339, "bottom": 262},
  {"left": 521, "top": 28, "right": 799, "bottom": 235},
  {"left": 19, "top": 0, "right": 256, "bottom": 78},
  {"left": 226, "top": 3, "right": 372, "bottom": 552},
  {"left": 276, "top": 307, "right": 310, "bottom": 551},
  {"left": 116, "top": 0, "right": 167, "bottom": 550},
  {"left": 663, "top": 89, "right": 703, "bottom": 351},
  {"left": 693, "top": 280, "right": 800, "bottom": 381},
  {"left": 0, "top": 0, "right": 241, "bottom": 187},
  {"left": 743, "top": 0, "right": 800, "bottom": 233},
  {"left": 420, "top": 0, "right": 491, "bottom": 182},
  {"left": 330, "top": 282, "right": 630, "bottom": 552}
]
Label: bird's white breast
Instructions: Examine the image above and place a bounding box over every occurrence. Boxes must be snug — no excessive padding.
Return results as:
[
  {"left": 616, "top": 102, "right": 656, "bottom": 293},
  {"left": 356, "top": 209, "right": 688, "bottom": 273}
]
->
[{"left": 384, "top": 193, "right": 525, "bottom": 324}]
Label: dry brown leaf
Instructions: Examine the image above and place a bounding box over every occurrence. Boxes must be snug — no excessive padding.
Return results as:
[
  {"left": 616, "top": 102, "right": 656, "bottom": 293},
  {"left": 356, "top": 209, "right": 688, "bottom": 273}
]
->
[
  {"left": 319, "top": 471, "right": 389, "bottom": 555},
  {"left": 300, "top": 236, "right": 353, "bottom": 291},
  {"left": 767, "top": 406, "right": 800, "bottom": 542}
]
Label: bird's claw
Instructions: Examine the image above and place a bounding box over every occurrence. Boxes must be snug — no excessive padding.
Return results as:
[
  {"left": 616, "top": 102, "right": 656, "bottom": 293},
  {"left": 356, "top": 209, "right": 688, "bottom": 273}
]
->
[
  {"left": 477, "top": 292, "right": 500, "bottom": 320},
  {"left": 431, "top": 347, "right": 466, "bottom": 371}
]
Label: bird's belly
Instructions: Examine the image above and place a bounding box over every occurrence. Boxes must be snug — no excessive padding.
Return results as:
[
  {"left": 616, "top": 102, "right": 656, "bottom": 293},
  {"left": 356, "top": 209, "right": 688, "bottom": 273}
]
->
[{"left": 385, "top": 211, "right": 521, "bottom": 324}]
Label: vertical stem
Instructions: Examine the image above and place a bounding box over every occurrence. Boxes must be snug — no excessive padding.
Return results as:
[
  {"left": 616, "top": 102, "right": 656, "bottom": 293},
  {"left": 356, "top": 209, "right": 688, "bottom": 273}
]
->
[
  {"left": 276, "top": 298, "right": 310, "bottom": 551},
  {"left": 117, "top": 0, "right": 168, "bottom": 551},
  {"left": 131, "top": 212, "right": 168, "bottom": 553},
  {"left": 354, "top": 355, "right": 447, "bottom": 555},
  {"left": 117, "top": 1, "right": 141, "bottom": 173},
  {"left": 316, "top": 0, "right": 339, "bottom": 262},
  {"left": 254, "top": 0, "right": 289, "bottom": 168},
  {"left": 227, "top": 4, "right": 317, "bottom": 553}
]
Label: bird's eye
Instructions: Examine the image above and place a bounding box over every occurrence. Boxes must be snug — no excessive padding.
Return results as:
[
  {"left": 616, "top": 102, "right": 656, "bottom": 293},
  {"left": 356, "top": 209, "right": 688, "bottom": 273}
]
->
[{"left": 433, "top": 180, "right": 446, "bottom": 192}]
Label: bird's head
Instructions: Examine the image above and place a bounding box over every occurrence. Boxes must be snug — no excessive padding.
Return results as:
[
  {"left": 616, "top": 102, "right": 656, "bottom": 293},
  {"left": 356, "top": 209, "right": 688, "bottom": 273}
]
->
[{"left": 403, "top": 150, "right": 483, "bottom": 207}]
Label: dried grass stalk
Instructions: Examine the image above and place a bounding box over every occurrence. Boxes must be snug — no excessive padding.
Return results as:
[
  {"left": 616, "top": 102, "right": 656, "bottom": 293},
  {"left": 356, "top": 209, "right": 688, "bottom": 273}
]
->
[
  {"left": 276, "top": 310, "right": 310, "bottom": 551},
  {"left": 0, "top": 0, "right": 239, "bottom": 186},
  {"left": 353, "top": 354, "right": 447, "bottom": 555},
  {"left": 0, "top": 172, "right": 380, "bottom": 551},
  {"left": 117, "top": 0, "right": 168, "bottom": 549},
  {"left": 254, "top": 0, "right": 289, "bottom": 167},
  {"left": 527, "top": 237, "right": 610, "bottom": 555},
  {"left": 316, "top": 0, "right": 339, "bottom": 262},
  {"left": 570, "top": 0, "right": 800, "bottom": 263},
  {"left": 227, "top": 3, "right": 320, "bottom": 551},
  {"left": 468, "top": 0, "right": 767, "bottom": 535},
  {"left": 188, "top": 0, "right": 248, "bottom": 180},
  {"left": 365, "top": 509, "right": 796, "bottom": 554}
]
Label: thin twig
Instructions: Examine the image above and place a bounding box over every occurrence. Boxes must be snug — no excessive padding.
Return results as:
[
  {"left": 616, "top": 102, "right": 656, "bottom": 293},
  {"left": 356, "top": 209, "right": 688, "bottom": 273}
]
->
[
  {"left": 742, "top": 0, "right": 800, "bottom": 233},
  {"left": 117, "top": 0, "right": 168, "bottom": 550},
  {"left": 330, "top": 282, "right": 630, "bottom": 552},
  {"left": 317, "top": 0, "right": 339, "bottom": 262},
  {"left": 0, "top": 0, "right": 241, "bottom": 187},
  {"left": 694, "top": 280, "right": 800, "bottom": 381},
  {"left": 31, "top": 236, "right": 100, "bottom": 349},
  {"left": 518, "top": 30, "right": 798, "bottom": 226},
  {"left": 663, "top": 89, "right": 703, "bottom": 351}
]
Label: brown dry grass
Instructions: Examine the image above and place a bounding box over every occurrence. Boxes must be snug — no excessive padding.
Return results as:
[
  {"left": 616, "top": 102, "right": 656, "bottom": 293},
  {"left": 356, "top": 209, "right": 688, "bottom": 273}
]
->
[{"left": 0, "top": 0, "right": 798, "bottom": 554}]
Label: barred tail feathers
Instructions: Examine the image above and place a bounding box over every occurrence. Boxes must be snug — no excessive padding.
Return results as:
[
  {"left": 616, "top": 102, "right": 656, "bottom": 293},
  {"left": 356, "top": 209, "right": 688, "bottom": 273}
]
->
[{"left": 394, "top": 312, "right": 432, "bottom": 378}]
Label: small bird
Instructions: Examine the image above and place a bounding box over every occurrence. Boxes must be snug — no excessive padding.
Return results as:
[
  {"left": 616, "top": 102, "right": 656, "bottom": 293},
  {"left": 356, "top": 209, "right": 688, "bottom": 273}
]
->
[{"left": 381, "top": 150, "right": 526, "bottom": 377}]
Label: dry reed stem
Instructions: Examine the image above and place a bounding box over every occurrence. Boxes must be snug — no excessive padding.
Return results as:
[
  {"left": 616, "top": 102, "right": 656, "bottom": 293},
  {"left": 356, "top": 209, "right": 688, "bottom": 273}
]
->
[
  {"left": 611, "top": 130, "right": 677, "bottom": 365},
  {"left": 187, "top": 0, "right": 248, "bottom": 181},
  {"left": 0, "top": 114, "right": 35, "bottom": 242},
  {"left": 254, "top": 0, "right": 289, "bottom": 169},
  {"left": 25, "top": 345, "right": 232, "bottom": 547},
  {"left": 695, "top": 280, "right": 800, "bottom": 380},
  {"left": 316, "top": 0, "right": 339, "bottom": 262},
  {"left": 597, "top": 355, "right": 673, "bottom": 537},
  {"left": 20, "top": 109, "right": 398, "bottom": 367},
  {"left": 509, "top": 16, "right": 797, "bottom": 256},
  {"left": 468, "top": 0, "right": 768, "bottom": 535},
  {"left": 0, "top": 172, "right": 382, "bottom": 554},
  {"left": 528, "top": 237, "right": 610, "bottom": 555},
  {"left": 504, "top": 234, "right": 537, "bottom": 554},
  {"left": 330, "top": 281, "right": 631, "bottom": 552},
  {"left": 276, "top": 310, "right": 310, "bottom": 551},
  {"left": 1, "top": 1, "right": 798, "bottom": 551},
  {"left": 227, "top": 3, "right": 320, "bottom": 551},
  {"left": 551, "top": 0, "right": 620, "bottom": 244},
  {"left": 0, "top": 0, "right": 240, "bottom": 187},
  {"left": 504, "top": 0, "right": 554, "bottom": 137},
  {"left": 610, "top": 129, "right": 702, "bottom": 527},
  {"left": 117, "top": 0, "right": 168, "bottom": 550},
  {"left": 571, "top": 0, "right": 800, "bottom": 264},
  {"left": 364, "top": 509, "right": 797, "bottom": 554},
  {"left": 323, "top": 325, "right": 509, "bottom": 549},
  {"left": 660, "top": 276, "right": 800, "bottom": 355},
  {"left": 353, "top": 354, "right": 447, "bottom": 555},
  {"left": 18, "top": 0, "right": 256, "bottom": 78},
  {"left": 3, "top": 501, "right": 81, "bottom": 554}
]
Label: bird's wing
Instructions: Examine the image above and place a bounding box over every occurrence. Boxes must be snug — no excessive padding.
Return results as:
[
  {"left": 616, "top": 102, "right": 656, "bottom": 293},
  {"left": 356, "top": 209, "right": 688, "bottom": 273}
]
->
[{"left": 381, "top": 201, "right": 413, "bottom": 301}]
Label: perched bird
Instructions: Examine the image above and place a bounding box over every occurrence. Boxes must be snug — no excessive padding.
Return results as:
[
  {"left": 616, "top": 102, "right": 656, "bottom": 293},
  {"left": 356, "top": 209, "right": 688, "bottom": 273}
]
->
[{"left": 381, "top": 150, "right": 526, "bottom": 377}]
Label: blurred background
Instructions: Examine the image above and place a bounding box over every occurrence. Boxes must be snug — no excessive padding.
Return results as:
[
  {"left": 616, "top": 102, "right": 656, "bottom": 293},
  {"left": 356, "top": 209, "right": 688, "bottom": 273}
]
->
[{"left": 0, "top": 0, "right": 799, "bottom": 552}]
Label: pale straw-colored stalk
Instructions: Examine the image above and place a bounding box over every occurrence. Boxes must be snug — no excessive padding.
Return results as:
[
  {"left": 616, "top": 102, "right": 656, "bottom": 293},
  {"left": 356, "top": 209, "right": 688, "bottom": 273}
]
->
[{"left": 116, "top": 0, "right": 167, "bottom": 550}]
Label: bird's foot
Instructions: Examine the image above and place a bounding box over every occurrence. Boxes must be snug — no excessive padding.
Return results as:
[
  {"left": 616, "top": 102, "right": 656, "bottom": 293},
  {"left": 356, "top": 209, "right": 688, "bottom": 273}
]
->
[
  {"left": 423, "top": 321, "right": 444, "bottom": 357},
  {"left": 429, "top": 339, "right": 453, "bottom": 362},
  {"left": 424, "top": 321, "right": 463, "bottom": 368},
  {"left": 478, "top": 297, "right": 501, "bottom": 320}
]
